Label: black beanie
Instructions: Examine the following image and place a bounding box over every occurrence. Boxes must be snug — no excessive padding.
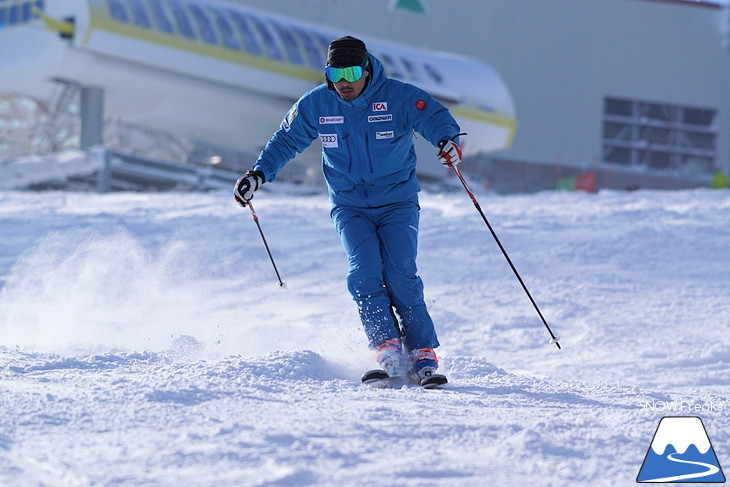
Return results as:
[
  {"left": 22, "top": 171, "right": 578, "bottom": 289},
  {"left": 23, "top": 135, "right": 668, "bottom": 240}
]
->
[{"left": 326, "top": 36, "right": 368, "bottom": 68}]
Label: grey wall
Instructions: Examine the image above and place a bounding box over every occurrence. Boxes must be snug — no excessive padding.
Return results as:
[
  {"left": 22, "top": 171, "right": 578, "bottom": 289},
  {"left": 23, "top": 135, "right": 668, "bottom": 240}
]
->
[{"left": 238, "top": 0, "right": 730, "bottom": 175}]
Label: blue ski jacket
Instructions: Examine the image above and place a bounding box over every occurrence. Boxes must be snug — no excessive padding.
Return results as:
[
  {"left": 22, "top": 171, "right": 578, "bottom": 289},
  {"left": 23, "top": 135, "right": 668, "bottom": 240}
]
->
[{"left": 253, "top": 53, "right": 462, "bottom": 208}]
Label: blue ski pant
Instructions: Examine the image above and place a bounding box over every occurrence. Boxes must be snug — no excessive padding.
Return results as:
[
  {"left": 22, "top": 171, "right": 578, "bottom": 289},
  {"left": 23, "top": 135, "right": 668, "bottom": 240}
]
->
[{"left": 331, "top": 197, "right": 439, "bottom": 351}]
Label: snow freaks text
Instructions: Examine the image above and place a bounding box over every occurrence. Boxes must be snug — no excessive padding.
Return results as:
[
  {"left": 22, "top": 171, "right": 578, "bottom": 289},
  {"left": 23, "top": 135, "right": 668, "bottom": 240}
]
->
[{"left": 638, "top": 400, "right": 725, "bottom": 413}]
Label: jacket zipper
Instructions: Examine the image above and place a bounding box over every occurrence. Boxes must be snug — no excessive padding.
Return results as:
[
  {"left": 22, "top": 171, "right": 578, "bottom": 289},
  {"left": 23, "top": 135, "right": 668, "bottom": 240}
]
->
[
  {"left": 344, "top": 134, "right": 353, "bottom": 174},
  {"left": 364, "top": 132, "right": 374, "bottom": 174}
]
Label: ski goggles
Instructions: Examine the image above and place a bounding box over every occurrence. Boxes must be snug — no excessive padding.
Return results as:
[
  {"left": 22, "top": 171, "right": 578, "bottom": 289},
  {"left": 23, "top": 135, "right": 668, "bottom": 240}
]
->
[{"left": 325, "top": 64, "right": 364, "bottom": 83}]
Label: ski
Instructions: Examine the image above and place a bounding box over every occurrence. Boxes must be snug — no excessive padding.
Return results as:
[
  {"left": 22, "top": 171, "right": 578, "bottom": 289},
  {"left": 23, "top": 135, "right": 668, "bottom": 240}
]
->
[
  {"left": 361, "top": 369, "right": 403, "bottom": 388},
  {"left": 419, "top": 373, "right": 448, "bottom": 389},
  {"left": 361, "top": 369, "right": 448, "bottom": 389}
]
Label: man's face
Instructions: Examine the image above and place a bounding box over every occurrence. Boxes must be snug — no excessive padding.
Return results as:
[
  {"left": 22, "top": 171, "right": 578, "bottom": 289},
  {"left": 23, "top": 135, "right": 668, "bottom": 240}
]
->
[{"left": 333, "top": 69, "right": 369, "bottom": 102}]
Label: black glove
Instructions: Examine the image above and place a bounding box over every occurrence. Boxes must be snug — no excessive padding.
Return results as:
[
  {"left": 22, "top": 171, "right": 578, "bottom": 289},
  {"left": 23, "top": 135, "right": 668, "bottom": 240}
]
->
[{"left": 234, "top": 170, "right": 265, "bottom": 207}]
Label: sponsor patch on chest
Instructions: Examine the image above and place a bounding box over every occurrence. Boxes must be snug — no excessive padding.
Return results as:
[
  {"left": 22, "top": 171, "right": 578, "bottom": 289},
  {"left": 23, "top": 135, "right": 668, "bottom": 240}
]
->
[
  {"left": 319, "top": 116, "right": 344, "bottom": 124},
  {"left": 319, "top": 133, "right": 338, "bottom": 148},
  {"left": 376, "top": 131, "right": 394, "bottom": 140},
  {"left": 368, "top": 114, "right": 393, "bottom": 123},
  {"left": 372, "top": 102, "right": 388, "bottom": 112}
]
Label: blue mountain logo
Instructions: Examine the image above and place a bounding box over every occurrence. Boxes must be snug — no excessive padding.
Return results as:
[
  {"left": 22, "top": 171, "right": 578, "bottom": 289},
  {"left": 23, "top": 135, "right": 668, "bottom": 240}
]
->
[{"left": 637, "top": 416, "right": 725, "bottom": 483}]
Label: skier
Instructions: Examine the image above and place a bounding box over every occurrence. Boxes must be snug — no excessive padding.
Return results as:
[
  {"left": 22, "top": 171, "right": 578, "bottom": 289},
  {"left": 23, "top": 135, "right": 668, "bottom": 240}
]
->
[{"left": 234, "top": 36, "right": 463, "bottom": 384}]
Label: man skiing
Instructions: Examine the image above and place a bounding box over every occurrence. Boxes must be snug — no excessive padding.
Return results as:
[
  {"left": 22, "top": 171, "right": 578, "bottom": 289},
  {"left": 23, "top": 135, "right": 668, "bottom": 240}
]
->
[{"left": 234, "top": 36, "right": 464, "bottom": 385}]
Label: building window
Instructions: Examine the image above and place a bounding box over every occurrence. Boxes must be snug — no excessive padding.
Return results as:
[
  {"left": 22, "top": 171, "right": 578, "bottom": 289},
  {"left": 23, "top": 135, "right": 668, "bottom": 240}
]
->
[
  {"left": 165, "top": 0, "right": 196, "bottom": 40},
  {"left": 187, "top": 4, "right": 218, "bottom": 45},
  {"left": 379, "top": 53, "right": 404, "bottom": 79},
  {"left": 0, "top": 1, "right": 43, "bottom": 30},
  {"left": 602, "top": 96, "right": 717, "bottom": 174},
  {"left": 208, "top": 8, "right": 239, "bottom": 50},
  {"left": 145, "top": 0, "right": 174, "bottom": 34},
  {"left": 126, "top": 0, "right": 152, "bottom": 29},
  {"left": 270, "top": 21, "right": 304, "bottom": 66},
  {"left": 423, "top": 63, "right": 443, "bottom": 84},
  {"left": 292, "top": 28, "right": 324, "bottom": 69},
  {"left": 248, "top": 16, "right": 284, "bottom": 61},
  {"left": 227, "top": 10, "right": 262, "bottom": 56},
  {"left": 107, "top": 0, "right": 130, "bottom": 23}
]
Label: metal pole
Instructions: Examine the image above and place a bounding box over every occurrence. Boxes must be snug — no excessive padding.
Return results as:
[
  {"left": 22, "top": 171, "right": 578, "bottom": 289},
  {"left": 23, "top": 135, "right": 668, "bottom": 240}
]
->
[
  {"left": 247, "top": 201, "right": 286, "bottom": 288},
  {"left": 80, "top": 86, "right": 104, "bottom": 149},
  {"left": 449, "top": 164, "right": 561, "bottom": 350}
]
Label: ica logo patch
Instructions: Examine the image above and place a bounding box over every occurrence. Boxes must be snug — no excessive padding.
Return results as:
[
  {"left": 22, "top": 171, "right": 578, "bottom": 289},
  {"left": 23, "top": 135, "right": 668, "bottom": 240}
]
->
[
  {"left": 637, "top": 416, "right": 725, "bottom": 483},
  {"left": 372, "top": 102, "right": 388, "bottom": 111},
  {"left": 319, "top": 133, "right": 338, "bottom": 148}
]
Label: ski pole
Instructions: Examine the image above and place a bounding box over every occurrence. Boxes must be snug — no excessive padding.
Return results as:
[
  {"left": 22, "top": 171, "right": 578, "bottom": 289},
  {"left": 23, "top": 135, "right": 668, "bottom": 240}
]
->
[
  {"left": 448, "top": 164, "right": 561, "bottom": 350},
  {"left": 247, "top": 201, "right": 286, "bottom": 288}
]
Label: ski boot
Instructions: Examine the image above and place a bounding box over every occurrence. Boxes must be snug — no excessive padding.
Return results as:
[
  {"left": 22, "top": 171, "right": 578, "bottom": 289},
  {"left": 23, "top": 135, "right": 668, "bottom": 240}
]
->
[
  {"left": 361, "top": 339, "right": 406, "bottom": 386},
  {"left": 410, "top": 348, "right": 448, "bottom": 389}
]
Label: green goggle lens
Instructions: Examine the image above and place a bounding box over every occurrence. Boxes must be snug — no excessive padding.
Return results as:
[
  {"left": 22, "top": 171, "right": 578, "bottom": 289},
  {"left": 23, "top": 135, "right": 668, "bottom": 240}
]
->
[{"left": 325, "top": 65, "right": 364, "bottom": 83}]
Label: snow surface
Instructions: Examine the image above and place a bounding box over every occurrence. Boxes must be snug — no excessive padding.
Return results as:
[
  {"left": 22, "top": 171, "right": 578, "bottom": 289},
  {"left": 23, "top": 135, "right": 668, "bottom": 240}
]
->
[{"left": 0, "top": 185, "right": 728, "bottom": 486}]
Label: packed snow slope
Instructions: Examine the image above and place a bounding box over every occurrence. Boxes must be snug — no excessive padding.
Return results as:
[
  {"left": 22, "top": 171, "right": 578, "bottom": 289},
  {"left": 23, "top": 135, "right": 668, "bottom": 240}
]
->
[{"left": 0, "top": 185, "right": 728, "bottom": 486}]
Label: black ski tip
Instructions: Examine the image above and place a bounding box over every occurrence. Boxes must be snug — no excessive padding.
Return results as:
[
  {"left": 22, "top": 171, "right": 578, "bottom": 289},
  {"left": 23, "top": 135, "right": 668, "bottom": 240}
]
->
[
  {"left": 361, "top": 369, "right": 389, "bottom": 384},
  {"left": 362, "top": 369, "right": 406, "bottom": 389},
  {"left": 420, "top": 373, "right": 448, "bottom": 389}
]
